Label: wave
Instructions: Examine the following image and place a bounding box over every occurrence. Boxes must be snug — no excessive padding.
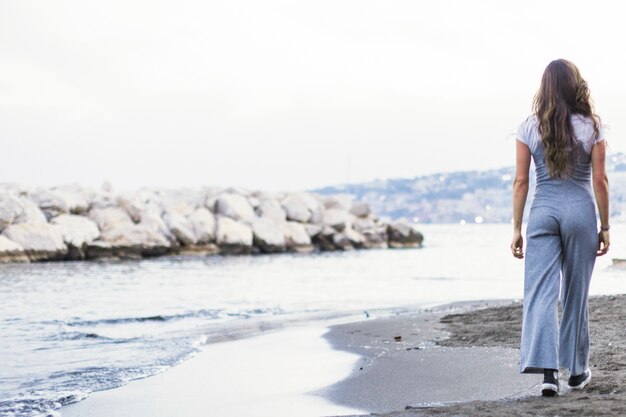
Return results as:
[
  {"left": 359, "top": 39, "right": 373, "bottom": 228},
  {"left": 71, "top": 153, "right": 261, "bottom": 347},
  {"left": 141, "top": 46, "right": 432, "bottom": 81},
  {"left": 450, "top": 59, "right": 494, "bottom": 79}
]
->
[{"left": 44, "top": 307, "right": 286, "bottom": 328}]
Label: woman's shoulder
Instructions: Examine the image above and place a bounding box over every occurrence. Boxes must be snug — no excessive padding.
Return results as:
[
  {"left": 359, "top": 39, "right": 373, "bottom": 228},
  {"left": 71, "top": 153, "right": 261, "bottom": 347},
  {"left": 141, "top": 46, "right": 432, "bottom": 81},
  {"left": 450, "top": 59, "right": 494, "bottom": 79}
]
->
[
  {"left": 516, "top": 114, "right": 540, "bottom": 149},
  {"left": 519, "top": 114, "right": 539, "bottom": 130}
]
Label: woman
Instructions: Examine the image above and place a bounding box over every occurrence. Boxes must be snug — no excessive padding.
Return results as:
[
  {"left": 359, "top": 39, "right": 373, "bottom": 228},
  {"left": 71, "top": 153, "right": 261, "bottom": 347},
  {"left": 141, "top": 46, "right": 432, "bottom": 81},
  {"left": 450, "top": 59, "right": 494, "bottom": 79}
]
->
[{"left": 510, "top": 59, "right": 610, "bottom": 397}]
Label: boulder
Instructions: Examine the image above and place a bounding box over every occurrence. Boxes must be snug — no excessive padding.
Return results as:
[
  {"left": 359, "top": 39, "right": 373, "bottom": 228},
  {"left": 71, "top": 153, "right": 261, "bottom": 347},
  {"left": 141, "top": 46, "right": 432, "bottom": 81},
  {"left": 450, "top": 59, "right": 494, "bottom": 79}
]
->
[
  {"left": 51, "top": 184, "right": 91, "bottom": 214},
  {"left": 280, "top": 221, "right": 314, "bottom": 252},
  {"left": 89, "top": 192, "right": 118, "bottom": 210},
  {"left": 214, "top": 193, "right": 256, "bottom": 224},
  {"left": 332, "top": 232, "right": 354, "bottom": 251},
  {"left": 346, "top": 227, "right": 367, "bottom": 248},
  {"left": 139, "top": 202, "right": 173, "bottom": 241},
  {"left": 1, "top": 223, "right": 67, "bottom": 261},
  {"left": 188, "top": 208, "right": 216, "bottom": 244},
  {"left": 281, "top": 192, "right": 325, "bottom": 224},
  {"left": 304, "top": 224, "right": 323, "bottom": 238},
  {"left": 50, "top": 214, "right": 100, "bottom": 259},
  {"left": 352, "top": 217, "right": 376, "bottom": 232},
  {"left": 160, "top": 195, "right": 197, "bottom": 218},
  {"left": 387, "top": 217, "right": 424, "bottom": 248},
  {"left": 321, "top": 194, "right": 353, "bottom": 211},
  {"left": 281, "top": 194, "right": 312, "bottom": 223},
  {"left": 29, "top": 188, "right": 69, "bottom": 220},
  {"left": 323, "top": 208, "right": 350, "bottom": 232},
  {"left": 0, "top": 235, "right": 28, "bottom": 263},
  {"left": 88, "top": 207, "right": 134, "bottom": 232},
  {"left": 89, "top": 224, "right": 171, "bottom": 259},
  {"left": 312, "top": 225, "right": 337, "bottom": 251},
  {"left": 251, "top": 217, "right": 286, "bottom": 253},
  {"left": 350, "top": 201, "right": 371, "bottom": 218},
  {"left": 247, "top": 196, "right": 261, "bottom": 209},
  {"left": 361, "top": 227, "right": 389, "bottom": 249},
  {"left": 189, "top": 207, "right": 215, "bottom": 245},
  {"left": 0, "top": 193, "right": 23, "bottom": 231},
  {"left": 215, "top": 215, "right": 253, "bottom": 254},
  {"left": 163, "top": 211, "right": 197, "bottom": 245},
  {"left": 13, "top": 197, "right": 47, "bottom": 225},
  {"left": 351, "top": 216, "right": 388, "bottom": 248},
  {"left": 50, "top": 215, "right": 100, "bottom": 245},
  {"left": 117, "top": 193, "right": 144, "bottom": 223},
  {"left": 255, "top": 199, "right": 287, "bottom": 223}
]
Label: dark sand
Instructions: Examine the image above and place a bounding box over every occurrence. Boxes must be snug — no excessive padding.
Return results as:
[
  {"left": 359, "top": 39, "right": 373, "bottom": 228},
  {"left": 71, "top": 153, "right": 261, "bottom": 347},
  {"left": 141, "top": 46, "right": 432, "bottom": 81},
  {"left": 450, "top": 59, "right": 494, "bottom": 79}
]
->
[{"left": 323, "top": 294, "right": 626, "bottom": 417}]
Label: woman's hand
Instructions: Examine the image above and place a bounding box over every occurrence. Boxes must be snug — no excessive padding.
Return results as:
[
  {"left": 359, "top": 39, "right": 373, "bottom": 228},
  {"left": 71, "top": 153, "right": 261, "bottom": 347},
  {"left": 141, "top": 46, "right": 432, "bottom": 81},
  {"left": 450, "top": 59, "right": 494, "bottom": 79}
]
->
[
  {"left": 597, "top": 230, "right": 610, "bottom": 256},
  {"left": 511, "top": 230, "right": 524, "bottom": 259}
]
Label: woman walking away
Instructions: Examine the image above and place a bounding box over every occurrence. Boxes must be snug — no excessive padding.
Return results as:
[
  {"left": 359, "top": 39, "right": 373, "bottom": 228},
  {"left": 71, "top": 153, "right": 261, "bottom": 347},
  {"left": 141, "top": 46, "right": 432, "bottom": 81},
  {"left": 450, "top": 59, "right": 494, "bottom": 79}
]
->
[{"left": 510, "top": 59, "right": 610, "bottom": 397}]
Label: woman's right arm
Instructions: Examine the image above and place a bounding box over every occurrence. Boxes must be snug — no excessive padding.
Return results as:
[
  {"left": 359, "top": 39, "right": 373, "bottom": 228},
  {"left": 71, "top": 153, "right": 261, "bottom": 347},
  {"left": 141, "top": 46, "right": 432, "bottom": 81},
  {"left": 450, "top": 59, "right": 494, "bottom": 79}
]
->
[{"left": 591, "top": 140, "right": 610, "bottom": 256}]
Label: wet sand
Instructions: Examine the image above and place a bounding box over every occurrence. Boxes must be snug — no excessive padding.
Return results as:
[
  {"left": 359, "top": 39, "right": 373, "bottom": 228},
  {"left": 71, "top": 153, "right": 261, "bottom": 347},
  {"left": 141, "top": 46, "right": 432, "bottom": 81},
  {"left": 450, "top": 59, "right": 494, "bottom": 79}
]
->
[
  {"left": 58, "top": 295, "right": 626, "bottom": 417},
  {"left": 324, "top": 294, "right": 626, "bottom": 417}
]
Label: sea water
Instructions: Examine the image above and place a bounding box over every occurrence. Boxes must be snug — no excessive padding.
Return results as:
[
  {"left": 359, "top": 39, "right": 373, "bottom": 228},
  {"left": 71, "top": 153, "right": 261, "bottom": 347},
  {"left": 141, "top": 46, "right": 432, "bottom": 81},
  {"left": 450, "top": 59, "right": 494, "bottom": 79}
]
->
[{"left": 1, "top": 223, "right": 624, "bottom": 416}]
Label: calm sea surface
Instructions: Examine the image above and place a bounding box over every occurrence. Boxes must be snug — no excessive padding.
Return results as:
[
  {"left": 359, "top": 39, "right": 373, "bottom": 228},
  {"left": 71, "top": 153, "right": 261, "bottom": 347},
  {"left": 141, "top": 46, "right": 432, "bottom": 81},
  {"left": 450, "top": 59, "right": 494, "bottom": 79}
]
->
[{"left": 1, "top": 223, "right": 624, "bottom": 416}]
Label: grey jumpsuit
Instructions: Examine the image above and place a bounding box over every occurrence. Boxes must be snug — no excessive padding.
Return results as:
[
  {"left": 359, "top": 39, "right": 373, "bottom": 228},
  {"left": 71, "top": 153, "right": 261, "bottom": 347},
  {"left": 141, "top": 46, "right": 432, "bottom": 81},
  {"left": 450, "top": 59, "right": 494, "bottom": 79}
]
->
[{"left": 515, "top": 114, "right": 604, "bottom": 376}]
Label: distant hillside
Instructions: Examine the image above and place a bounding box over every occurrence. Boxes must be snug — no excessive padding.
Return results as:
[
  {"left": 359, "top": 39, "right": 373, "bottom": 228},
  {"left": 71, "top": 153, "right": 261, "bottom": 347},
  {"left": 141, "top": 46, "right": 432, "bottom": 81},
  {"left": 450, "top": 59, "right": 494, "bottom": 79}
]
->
[{"left": 310, "top": 153, "right": 626, "bottom": 224}]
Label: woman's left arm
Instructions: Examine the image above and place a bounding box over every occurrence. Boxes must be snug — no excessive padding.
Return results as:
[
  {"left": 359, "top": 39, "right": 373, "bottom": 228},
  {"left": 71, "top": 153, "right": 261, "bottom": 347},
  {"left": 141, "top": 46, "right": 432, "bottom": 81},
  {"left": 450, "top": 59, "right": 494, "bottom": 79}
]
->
[{"left": 511, "top": 140, "right": 531, "bottom": 259}]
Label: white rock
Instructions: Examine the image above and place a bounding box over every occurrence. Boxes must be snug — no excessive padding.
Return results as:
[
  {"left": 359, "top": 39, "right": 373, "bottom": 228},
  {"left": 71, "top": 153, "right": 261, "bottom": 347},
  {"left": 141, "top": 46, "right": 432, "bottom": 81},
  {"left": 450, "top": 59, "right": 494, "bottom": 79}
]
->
[
  {"left": 323, "top": 208, "right": 350, "bottom": 232},
  {"left": 321, "top": 194, "right": 354, "bottom": 211},
  {"left": 89, "top": 207, "right": 134, "bottom": 232},
  {"left": 353, "top": 217, "right": 376, "bottom": 232},
  {"left": 1, "top": 223, "right": 67, "bottom": 261},
  {"left": 345, "top": 227, "right": 367, "bottom": 247},
  {"left": 0, "top": 235, "right": 28, "bottom": 263},
  {"left": 188, "top": 208, "right": 216, "bottom": 244},
  {"left": 281, "top": 194, "right": 312, "bottom": 223},
  {"left": 215, "top": 216, "right": 253, "bottom": 252},
  {"left": 0, "top": 193, "right": 23, "bottom": 231},
  {"left": 350, "top": 201, "right": 371, "bottom": 218},
  {"left": 296, "top": 192, "right": 324, "bottom": 222},
  {"left": 163, "top": 211, "right": 197, "bottom": 245},
  {"left": 90, "top": 191, "right": 118, "bottom": 210},
  {"left": 215, "top": 193, "right": 256, "bottom": 224},
  {"left": 50, "top": 214, "right": 100, "bottom": 247},
  {"left": 247, "top": 196, "right": 261, "bottom": 209},
  {"left": 387, "top": 217, "right": 424, "bottom": 248},
  {"left": 29, "top": 188, "right": 69, "bottom": 220},
  {"left": 13, "top": 197, "right": 47, "bottom": 225},
  {"left": 117, "top": 193, "right": 144, "bottom": 223},
  {"left": 95, "top": 224, "right": 171, "bottom": 257},
  {"left": 304, "top": 224, "right": 323, "bottom": 238},
  {"left": 139, "top": 202, "right": 174, "bottom": 241},
  {"left": 255, "top": 199, "right": 287, "bottom": 223},
  {"left": 51, "top": 184, "right": 92, "bottom": 214},
  {"left": 158, "top": 188, "right": 204, "bottom": 215},
  {"left": 251, "top": 217, "right": 285, "bottom": 253},
  {"left": 280, "top": 221, "right": 312, "bottom": 250},
  {"left": 332, "top": 232, "right": 354, "bottom": 250}
]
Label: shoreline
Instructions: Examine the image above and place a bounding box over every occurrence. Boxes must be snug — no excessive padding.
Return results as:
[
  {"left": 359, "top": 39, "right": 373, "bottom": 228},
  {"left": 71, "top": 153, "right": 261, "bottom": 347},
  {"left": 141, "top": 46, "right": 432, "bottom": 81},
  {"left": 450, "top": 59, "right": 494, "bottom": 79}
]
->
[
  {"left": 55, "top": 299, "right": 516, "bottom": 417},
  {"left": 331, "top": 294, "right": 626, "bottom": 417},
  {"left": 56, "top": 294, "right": 626, "bottom": 417},
  {"left": 59, "top": 317, "right": 371, "bottom": 417},
  {"left": 318, "top": 299, "right": 538, "bottom": 415}
]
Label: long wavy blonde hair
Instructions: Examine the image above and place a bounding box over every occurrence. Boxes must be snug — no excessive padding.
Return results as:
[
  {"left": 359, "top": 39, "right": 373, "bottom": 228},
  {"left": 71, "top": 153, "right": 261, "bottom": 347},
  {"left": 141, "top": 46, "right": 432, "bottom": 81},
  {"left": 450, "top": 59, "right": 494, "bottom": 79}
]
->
[{"left": 533, "top": 59, "right": 601, "bottom": 178}]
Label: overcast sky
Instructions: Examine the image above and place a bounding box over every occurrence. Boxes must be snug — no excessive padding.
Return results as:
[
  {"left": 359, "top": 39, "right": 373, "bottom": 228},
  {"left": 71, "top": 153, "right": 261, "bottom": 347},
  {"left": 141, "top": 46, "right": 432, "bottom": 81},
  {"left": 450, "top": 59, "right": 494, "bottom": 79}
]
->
[{"left": 1, "top": 1, "right": 624, "bottom": 192}]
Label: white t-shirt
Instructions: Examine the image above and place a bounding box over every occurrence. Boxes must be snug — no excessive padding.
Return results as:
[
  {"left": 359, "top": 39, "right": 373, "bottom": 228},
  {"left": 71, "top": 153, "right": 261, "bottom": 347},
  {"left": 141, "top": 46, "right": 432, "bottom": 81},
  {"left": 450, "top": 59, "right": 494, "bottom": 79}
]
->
[{"left": 516, "top": 114, "right": 605, "bottom": 155}]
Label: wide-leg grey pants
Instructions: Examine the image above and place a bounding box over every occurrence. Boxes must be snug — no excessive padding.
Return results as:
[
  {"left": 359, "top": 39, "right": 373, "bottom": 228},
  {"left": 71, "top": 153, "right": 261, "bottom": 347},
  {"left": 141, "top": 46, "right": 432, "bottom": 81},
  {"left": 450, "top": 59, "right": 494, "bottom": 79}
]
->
[{"left": 520, "top": 199, "right": 598, "bottom": 376}]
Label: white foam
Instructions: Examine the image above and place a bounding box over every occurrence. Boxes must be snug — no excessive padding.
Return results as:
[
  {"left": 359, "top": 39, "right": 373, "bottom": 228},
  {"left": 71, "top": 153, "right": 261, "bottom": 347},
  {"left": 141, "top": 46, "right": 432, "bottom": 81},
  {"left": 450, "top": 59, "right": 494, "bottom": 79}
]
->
[{"left": 61, "top": 325, "right": 366, "bottom": 417}]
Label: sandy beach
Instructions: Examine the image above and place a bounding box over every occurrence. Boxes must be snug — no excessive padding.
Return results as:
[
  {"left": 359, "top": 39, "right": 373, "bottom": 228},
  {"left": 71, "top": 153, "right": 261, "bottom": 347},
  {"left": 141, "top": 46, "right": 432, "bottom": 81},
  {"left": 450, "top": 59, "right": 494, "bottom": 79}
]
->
[
  {"left": 58, "top": 294, "right": 626, "bottom": 417},
  {"left": 326, "top": 294, "right": 626, "bottom": 417}
]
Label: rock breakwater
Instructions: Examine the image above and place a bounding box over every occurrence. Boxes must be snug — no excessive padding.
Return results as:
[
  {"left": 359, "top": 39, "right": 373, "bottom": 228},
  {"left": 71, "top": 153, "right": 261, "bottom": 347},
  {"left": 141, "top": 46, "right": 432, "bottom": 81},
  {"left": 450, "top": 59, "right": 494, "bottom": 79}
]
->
[{"left": 0, "top": 183, "right": 423, "bottom": 263}]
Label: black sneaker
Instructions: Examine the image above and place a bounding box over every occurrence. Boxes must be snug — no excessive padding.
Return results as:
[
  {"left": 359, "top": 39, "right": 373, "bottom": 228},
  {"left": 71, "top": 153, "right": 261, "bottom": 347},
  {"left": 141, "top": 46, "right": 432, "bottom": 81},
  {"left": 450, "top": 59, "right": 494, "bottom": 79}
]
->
[
  {"left": 568, "top": 368, "right": 592, "bottom": 390},
  {"left": 541, "top": 369, "right": 559, "bottom": 396}
]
